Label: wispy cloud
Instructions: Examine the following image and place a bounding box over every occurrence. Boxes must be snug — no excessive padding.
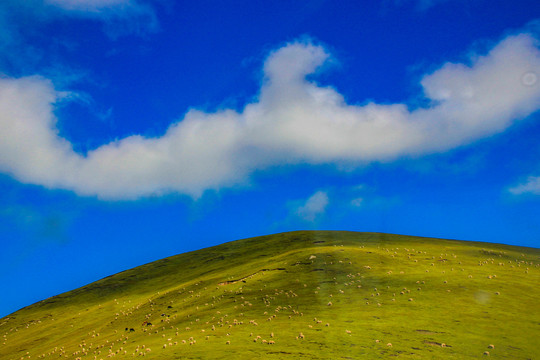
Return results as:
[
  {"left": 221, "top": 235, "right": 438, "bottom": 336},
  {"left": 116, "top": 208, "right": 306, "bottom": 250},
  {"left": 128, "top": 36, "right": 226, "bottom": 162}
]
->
[
  {"left": 44, "top": 0, "right": 158, "bottom": 28},
  {"left": 350, "top": 197, "right": 364, "bottom": 207},
  {"left": 1, "top": 31, "right": 540, "bottom": 199},
  {"left": 509, "top": 176, "right": 540, "bottom": 195},
  {"left": 45, "top": 0, "right": 134, "bottom": 12},
  {"left": 0, "top": 0, "right": 157, "bottom": 56},
  {"left": 0, "top": 0, "right": 158, "bottom": 86},
  {"left": 295, "top": 191, "right": 329, "bottom": 222},
  {"left": 392, "top": 0, "right": 452, "bottom": 11},
  {"left": 47, "top": 0, "right": 160, "bottom": 39}
]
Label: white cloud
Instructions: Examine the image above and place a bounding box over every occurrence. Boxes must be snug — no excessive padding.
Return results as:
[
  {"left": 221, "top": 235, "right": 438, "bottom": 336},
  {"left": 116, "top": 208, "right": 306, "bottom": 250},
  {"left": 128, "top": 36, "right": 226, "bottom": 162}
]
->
[
  {"left": 295, "top": 191, "right": 329, "bottom": 222},
  {"left": 1, "top": 32, "right": 540, "bottom": 199},
  {"left": 509, "top": 176, "right": 540, "bottom": 195}
]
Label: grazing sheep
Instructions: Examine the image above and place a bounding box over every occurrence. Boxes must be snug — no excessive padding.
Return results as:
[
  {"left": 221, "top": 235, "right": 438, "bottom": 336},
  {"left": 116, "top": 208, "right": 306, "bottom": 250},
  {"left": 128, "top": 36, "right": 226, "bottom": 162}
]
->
[
  {"left": 484, "top": 351, "right": 490, "bottom": 356},
  {"left": 386, "top": 343, "right": 392, "bottom": 347},
  {"left": 488, "top": 344, "right": 495, "bottom": 349}
]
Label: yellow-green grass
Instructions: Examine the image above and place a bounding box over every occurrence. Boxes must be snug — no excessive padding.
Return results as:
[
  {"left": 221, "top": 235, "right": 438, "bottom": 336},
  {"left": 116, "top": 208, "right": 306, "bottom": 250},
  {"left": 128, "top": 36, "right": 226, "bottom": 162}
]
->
[{"left": 1, "top": 231, "right": 539, "bottom": 359}]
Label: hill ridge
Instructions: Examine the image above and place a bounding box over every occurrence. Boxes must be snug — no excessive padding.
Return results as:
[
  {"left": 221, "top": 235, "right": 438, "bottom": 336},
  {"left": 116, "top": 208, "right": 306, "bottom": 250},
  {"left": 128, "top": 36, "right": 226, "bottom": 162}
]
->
[{"left": 1, "top": 230, "right": 539, "bottom": 359}]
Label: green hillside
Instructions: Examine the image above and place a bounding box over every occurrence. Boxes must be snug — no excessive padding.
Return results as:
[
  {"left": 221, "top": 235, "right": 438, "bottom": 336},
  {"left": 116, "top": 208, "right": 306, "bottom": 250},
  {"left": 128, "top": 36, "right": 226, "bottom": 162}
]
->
[{"left": 1, "top": 231, "right": 539, "bottom": 359}]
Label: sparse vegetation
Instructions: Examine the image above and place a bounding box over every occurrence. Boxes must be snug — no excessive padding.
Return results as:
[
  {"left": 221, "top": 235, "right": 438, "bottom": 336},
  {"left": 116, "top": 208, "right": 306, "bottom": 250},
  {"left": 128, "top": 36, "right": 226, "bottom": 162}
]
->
[{"left": 1, "top": 231, "right": 539, "bottom": 359}]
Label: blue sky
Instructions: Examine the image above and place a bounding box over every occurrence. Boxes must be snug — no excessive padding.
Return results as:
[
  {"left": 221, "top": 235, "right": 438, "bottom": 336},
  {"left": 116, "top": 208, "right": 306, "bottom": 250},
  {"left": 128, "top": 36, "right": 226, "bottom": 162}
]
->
[{"left": 1, "top": 0, "right": 540, "bottom": 317}]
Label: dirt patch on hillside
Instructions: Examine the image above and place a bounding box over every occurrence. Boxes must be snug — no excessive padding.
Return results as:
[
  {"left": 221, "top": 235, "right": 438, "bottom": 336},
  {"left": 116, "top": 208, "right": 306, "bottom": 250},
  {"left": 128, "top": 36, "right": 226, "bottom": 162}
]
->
[{"left": 218, "top": 268, "right": 286, "bottom": 285}]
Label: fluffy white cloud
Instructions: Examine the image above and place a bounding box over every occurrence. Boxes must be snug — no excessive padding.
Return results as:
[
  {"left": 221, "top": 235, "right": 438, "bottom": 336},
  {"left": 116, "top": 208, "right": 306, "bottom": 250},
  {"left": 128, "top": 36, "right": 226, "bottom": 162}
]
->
[
  {"left": 509, "top": 176, "right": 540, "bottom": 195},
  {"left": 295, "top": 191, "right": 329, "bottom": 222},
  {"left": 1, "top": 32, "right": 540, "bottom": 199}
]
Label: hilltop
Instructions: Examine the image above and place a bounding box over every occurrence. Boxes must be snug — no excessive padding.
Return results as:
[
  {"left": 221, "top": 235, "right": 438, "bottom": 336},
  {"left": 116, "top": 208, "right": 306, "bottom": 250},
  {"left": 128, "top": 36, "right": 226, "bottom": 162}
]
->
[{"left": 1, "top": 231, "right": 539, "bottom": 359}]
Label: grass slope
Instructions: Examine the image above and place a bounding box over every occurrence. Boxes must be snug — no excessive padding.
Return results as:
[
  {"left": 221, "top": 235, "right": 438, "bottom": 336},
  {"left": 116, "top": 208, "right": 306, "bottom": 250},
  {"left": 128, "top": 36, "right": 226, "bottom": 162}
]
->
[{"left": 1, "top": 231, "right": 539, "bottom": 359}]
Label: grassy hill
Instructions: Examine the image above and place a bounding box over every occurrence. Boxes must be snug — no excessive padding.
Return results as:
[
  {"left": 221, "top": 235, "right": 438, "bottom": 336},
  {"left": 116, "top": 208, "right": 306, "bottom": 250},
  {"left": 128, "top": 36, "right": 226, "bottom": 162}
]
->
[{"left": 1, "top": 231, "right": 539, "bottom": 359}]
